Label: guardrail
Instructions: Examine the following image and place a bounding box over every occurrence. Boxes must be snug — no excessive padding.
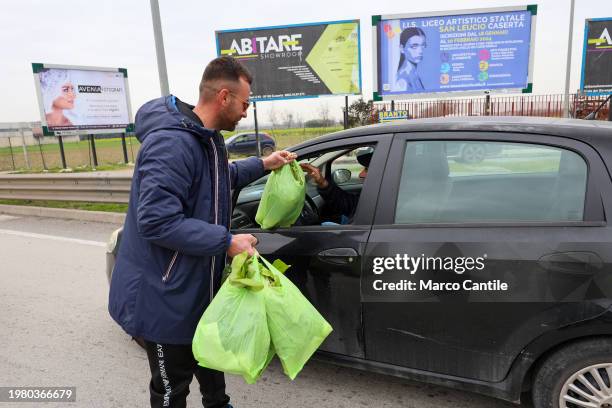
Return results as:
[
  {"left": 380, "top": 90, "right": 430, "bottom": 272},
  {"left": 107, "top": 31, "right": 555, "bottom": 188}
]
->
[{"left": 0, "top": 175, "right": 132, "bottom": 203}]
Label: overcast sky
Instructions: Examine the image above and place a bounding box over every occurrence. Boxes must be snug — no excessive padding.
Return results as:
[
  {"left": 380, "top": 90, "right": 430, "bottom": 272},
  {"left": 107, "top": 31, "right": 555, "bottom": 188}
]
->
[{"left": 1, "top": 0, "right": 611, "bottom": 127}]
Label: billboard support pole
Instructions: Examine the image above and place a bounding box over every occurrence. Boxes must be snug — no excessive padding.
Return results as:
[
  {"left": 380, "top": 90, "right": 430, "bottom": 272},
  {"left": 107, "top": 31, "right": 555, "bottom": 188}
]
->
[
  {"left": 20, "top": 129, "right": 31, "bottom": 170},
  {"left": 563, "top": 0, "right": 576, "bottom": 118},
  {"left": 7, "top": 137, "right": 15, "bottom": 171},
  {"left": 344, "top": 96, "right": 349, "bottom": 129},
  {"left": 609, "top": 97, "right": 612, "bottom": 122},
  {"left": 150, "top": 0, "right": 170, "bottom": 96},
  {"left": 58, "top": 136, "right": 67, "bottom": 169},
  {"left": 121, "top": 133, "right": 129, "bottom": 164},
  {"left": 253, "top": 101, "right": 261, "bottom": 158},
  {"left": 391, "top": 100, "right": 395, "bottom": 111},
  {"left": 485, "top": 93, "right": 491, "bottom": 116},
  {"left": 89, "top": 134, "right": 98, "bottom": 168},
  {"left": 36, "top": 136, "right": 47, "bottom": 171}
]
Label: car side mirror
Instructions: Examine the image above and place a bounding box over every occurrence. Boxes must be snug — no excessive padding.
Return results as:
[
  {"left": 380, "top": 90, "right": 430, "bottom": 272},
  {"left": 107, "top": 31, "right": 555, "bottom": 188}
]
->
[{"left": 332, "top": 169, "right": 351, "bottom": 184}]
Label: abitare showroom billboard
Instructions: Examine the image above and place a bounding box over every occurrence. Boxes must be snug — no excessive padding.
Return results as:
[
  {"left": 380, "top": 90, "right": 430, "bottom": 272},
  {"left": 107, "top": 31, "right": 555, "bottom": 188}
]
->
[
  {"left": 216, "top": 20, "right": 362, "bottom": 100},
  {"left": 32, "top": 63, "right": 133, "bottom": 136},
  {"left": 372, "top": 5, "right": 537, "bottom": 100},
  {"left": 581, "top": 18, "right": 612, "bottom": 95}
]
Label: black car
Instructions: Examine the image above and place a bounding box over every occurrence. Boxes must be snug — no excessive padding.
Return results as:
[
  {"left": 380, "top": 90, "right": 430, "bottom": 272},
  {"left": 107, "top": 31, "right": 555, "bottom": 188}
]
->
[
  {"left": 225, "top": 132, "right": 275, "bottom": 156},
  {"left": 108, "top": 116, "right": 612, "bottom": 408}
]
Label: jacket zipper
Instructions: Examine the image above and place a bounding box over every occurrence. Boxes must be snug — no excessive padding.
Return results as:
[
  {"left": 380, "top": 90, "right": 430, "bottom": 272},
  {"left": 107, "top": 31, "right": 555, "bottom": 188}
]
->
[
  {"left": 162, "top": 251, "right": 179, "bottom": 283},
  {"left": 209, "top": 137, "right": 220, "bottom": 302}
]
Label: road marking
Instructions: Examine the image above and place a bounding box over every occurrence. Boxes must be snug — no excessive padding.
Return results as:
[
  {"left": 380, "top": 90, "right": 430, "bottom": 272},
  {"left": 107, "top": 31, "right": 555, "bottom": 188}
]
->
[
  {"left": 0, "top": 229, "right": 106, "bottom": 247},
  {"left": 0, "top": 215, "right": 20, "bottom": 222}
]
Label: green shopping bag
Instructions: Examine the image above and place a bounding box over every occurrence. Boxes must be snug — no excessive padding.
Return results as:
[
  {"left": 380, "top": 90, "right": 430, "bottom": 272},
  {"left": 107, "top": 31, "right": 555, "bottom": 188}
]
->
[
  {"left": 192, "top": 252, "right": 272, "bottom": 384},
  {"left": 259, "top": 256, "right": 333, "bottom": 380},
  {"left": 255, "top": 161, "right": 306, "bottom": 229}
]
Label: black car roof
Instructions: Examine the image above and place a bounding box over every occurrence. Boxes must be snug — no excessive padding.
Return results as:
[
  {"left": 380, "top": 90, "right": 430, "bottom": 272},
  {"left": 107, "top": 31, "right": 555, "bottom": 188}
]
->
[{"left": 291, "top": 116, "right": 612, "bottom": 151}]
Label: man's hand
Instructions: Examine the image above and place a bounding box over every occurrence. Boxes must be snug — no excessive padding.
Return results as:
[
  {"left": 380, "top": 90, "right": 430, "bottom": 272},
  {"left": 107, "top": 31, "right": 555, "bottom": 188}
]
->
[
  {"left": 300, "top": 163, "right": 329, "bottom": 188},
  {"left": 227, "top": 234, "right": 258, "bottom": 257},
  {"left": 262, "top": 151, "right": 297, "bottom": 171}
]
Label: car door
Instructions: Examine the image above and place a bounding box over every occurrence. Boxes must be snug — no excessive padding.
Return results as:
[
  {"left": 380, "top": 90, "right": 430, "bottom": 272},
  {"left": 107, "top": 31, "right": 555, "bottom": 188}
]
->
[
  {"left": 232, "top": 134, "right": 392, "bottom": 358},
  {"left": 362, "top": 131, "right": 612, "bottom": 382}
]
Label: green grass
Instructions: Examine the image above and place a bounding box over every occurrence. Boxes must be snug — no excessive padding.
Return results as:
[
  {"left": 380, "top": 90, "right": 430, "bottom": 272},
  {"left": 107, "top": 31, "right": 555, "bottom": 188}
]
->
[
  {"left": 1, "top": 127, "right": 342, "bottom": 172},
  {"left": 0, "top": 199, "right": 128, "bottom": 213}
]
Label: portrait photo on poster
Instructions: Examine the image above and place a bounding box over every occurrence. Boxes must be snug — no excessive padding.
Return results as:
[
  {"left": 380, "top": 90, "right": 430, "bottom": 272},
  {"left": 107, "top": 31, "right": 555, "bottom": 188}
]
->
[{"left": 39, "top": 68, "right": 78, "bottom": 127}]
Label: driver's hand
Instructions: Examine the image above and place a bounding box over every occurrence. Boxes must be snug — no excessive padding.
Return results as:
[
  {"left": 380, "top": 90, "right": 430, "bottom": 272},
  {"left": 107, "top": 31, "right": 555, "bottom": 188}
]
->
[
  {"left": 300, "top": 163, "right": 329, "bottom": 188},
  {"left": 227, "top": 234, "right": 258, "bottom": 257}
]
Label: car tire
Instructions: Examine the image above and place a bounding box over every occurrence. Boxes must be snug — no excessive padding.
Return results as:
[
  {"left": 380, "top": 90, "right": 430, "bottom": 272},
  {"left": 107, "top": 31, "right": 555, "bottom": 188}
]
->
[
  {"left": 532, "top": 338, "right": 612, "bottom": 408},
  {"left": 262, "top": 146, "right": 274, "bottom": 156},
  {"left": 460, "top": 143, "right": 486, "bottom": 163}
]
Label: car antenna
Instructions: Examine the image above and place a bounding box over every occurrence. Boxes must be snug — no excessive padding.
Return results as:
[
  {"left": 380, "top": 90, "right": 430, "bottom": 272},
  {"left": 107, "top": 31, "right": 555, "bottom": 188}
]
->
[{"left": 584, "top": 94, "right": 612, "bottom": 120}]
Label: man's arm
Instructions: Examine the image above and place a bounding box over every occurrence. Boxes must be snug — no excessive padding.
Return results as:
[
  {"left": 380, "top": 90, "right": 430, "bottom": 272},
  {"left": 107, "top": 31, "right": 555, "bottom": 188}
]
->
[
  {"left": 300, "top": 163, "right": 359, "bottom": 218},
  {"left": 229, "top": 151, "right": 297, "bottom": 189},
  {"left": 317, "top": 180, "right": 359, "bottom": 218}
]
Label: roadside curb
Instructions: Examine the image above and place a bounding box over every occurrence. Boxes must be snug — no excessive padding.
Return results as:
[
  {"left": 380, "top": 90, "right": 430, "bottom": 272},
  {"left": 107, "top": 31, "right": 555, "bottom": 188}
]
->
[{"left": 0, "top": 204, "right": 125, "bottom": 224}]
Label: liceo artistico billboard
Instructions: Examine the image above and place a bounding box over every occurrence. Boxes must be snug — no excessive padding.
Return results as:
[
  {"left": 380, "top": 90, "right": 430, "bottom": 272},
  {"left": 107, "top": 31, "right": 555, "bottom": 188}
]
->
[
  {"left": 372, "top": 5, "right": 537, "bottom": 100},
  {"left": 216, "top": 20, "right": 362, "bottom": 100}
]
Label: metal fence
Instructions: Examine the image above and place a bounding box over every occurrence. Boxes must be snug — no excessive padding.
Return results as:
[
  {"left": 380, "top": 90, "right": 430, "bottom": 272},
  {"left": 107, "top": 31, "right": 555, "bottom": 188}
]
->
[
  {"left": 376, "top": 93, "right": 610, "bottom": 120},
  {"left": 1, "top": 93, "right": 609, "bottom": 173}
]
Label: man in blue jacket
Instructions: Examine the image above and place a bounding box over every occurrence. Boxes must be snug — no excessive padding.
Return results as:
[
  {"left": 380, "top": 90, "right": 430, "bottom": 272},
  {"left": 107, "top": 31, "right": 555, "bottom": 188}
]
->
[{"left": 109, "top": 56, "right": 296, "bottom": 408}]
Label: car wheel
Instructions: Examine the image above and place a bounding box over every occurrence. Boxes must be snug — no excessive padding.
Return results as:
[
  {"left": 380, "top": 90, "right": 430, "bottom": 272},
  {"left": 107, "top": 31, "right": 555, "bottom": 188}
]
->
[
  {"left": 460, "top": 144, "right": 486, "bottom": 163},
  {"left": 532, "top": 338, "right": 612, "bottom": 408},
  {"left": 262, "top": 146, "right": 274, "bottom": 156}
]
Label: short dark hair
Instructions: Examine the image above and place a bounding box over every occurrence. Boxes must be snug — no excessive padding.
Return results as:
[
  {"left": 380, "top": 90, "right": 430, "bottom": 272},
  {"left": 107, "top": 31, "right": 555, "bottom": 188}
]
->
[{"left": 199, "top": 56, "right": 253, "bottom": 96}]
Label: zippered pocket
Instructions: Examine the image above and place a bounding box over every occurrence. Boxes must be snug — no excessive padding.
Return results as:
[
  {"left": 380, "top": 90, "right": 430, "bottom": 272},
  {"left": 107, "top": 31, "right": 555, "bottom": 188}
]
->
[{"left": 162, "top": 251, "right": 179, "bottom": 283}]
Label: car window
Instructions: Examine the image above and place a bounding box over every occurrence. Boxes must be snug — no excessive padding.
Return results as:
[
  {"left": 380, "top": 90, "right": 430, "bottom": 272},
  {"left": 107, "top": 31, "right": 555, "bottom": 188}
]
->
[{"left": 394, "top": 141, "right": 587, "bottom": 223}]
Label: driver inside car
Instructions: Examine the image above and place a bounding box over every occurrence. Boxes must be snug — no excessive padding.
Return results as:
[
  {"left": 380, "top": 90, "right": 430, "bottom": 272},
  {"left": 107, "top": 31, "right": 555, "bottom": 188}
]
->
[{"left": 300, "top": 149, "right": 372, "bottom": 224}]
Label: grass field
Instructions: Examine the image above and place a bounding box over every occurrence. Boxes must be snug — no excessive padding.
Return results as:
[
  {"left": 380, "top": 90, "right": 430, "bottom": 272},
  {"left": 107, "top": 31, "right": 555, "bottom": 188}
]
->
[{"left": 0, "top": 126, "right": 342, "bottom": 173}]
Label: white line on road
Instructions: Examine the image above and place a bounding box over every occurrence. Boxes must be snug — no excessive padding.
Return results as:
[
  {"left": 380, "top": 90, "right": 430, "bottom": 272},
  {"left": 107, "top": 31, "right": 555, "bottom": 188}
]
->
[{"left": 0, "top": 228, "right": 107, "bottom": 247}]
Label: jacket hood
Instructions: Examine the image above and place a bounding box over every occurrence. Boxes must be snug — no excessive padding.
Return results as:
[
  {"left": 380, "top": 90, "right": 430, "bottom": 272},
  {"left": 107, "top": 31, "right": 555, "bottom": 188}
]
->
[{"left": 134, "top": 95, "right": 217, "bottom": 143}]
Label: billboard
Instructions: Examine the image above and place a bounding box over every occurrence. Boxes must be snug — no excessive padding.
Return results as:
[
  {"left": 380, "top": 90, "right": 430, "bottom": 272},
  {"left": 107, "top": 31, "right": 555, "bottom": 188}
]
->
[
  {"left": 32, "top": 63, "right": 133, "bottom": 135},
  {"left": 580, "top": 18, "right": 612, "bottom": 95},
  {"left": 216, "top": 20, "right": 362, "bottom": 101},
  {"left": 372, "top": 6, "right": 537, "bottom": 100}
]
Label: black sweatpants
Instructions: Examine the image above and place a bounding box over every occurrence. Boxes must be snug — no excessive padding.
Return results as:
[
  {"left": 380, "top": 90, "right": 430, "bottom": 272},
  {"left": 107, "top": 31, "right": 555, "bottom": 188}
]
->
[{"left": 144, "top": 340, "right": 230, "bottom": 408}]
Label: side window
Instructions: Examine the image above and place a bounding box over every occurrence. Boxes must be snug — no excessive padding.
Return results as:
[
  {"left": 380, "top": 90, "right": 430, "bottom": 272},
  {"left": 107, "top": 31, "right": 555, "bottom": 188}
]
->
[
  {"left": 246, "top": 134, "right": 257, "bottom": 142},
  {"left": 394, "top": 141, "right": 587, "bottom": 224}
]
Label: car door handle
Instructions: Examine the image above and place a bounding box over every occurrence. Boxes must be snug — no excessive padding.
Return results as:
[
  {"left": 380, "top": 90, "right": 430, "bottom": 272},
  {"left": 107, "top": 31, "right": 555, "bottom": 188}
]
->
[
  {"left": 538, "top": 251, "right": 604, "bottom": 275},
  {"left": 317, "top": 248, "right": 358, "bottom": 265}
]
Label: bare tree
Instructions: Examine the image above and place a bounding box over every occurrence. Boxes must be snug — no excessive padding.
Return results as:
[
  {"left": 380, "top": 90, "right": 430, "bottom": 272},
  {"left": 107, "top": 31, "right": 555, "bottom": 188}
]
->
[
  {"left": 268, "top": 105, "right": 279, "bottom": 130},
  {"left": 281, "top": 110, "right": 294, "bottom": 129},
  {"left": 318, "top": 103, "right": 331, "bottom": 127}
]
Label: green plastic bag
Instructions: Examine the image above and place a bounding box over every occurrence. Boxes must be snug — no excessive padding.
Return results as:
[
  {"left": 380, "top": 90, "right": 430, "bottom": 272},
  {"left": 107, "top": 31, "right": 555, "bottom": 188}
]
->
[
  {"left": 192, "top": 253, "right": 272, "bottom": 384},
  {"left": 259, "top": 256, "right": 333, "bottom": 380},
  {"left": 255, "top": 161, "right": 306, "bottom": 229},
  {"left": 193, "top": 252, "right": 332, "bottom": 383}
]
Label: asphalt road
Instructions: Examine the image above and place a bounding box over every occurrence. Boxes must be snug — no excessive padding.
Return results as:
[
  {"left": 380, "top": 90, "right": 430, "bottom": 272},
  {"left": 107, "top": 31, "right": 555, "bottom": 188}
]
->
[{"left": 0, "top": 215, "right": 519, "bottom": 408}]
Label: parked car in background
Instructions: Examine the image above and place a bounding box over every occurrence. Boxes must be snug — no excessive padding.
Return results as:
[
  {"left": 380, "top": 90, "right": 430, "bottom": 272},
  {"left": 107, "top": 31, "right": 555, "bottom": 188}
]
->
[
  {"left": 225, "top": 132, "right": 275, "bottom": 156},
  {"left": 108, "top": 116, "right": 612, "bottom": 408}
]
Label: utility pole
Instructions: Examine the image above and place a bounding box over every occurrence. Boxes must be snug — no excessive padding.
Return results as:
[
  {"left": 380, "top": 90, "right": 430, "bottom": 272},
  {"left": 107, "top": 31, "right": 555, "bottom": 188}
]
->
[
  {"left": 150, "top": 0, "right": 170, "bottom": 96},
  {"left": 563, "top": 0, "right": 576, "bottom": 118}
]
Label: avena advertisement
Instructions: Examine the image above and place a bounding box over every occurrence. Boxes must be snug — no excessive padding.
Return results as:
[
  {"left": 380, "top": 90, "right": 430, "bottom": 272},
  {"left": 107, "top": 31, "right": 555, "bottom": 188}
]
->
[{"left": 32, "top": 64, "right": 132, "bottom": 135}]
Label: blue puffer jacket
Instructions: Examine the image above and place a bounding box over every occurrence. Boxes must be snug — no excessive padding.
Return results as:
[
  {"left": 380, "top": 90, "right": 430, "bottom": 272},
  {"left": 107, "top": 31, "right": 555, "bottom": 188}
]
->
[{"left": 108, "top": 95, "right": 265, "bottom": 344}]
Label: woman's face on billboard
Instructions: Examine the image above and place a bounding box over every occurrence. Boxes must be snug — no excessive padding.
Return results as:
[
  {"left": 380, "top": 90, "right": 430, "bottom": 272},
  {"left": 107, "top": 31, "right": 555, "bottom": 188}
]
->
[
  {"left": 402, "top": 35, "right": 426, "bottom": 64},
  {"left": 53, "top": 83, "right": 76, "bottom": 110}
]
